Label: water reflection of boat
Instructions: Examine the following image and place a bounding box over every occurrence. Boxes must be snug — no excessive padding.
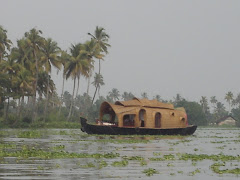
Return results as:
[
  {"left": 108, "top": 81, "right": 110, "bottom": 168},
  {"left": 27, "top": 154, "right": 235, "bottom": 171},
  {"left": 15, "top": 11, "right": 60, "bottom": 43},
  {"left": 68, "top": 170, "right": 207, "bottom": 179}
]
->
[{"left": 80, "top": 98, "right": 197, "bottom": 135}]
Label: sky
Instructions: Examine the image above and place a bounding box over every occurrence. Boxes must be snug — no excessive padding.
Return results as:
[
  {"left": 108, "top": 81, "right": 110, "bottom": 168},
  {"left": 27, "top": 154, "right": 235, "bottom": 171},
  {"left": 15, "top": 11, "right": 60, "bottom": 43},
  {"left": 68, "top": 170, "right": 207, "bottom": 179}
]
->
[{"left": 1, "top": 0, "right": 240, "bottom": 103}]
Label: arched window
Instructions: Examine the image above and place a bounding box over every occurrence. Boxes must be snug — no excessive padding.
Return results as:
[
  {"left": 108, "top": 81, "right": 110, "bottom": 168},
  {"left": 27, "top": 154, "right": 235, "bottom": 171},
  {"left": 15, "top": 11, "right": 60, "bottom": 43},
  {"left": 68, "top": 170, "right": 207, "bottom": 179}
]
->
[
  {"left": 139, "top": 109, "right": 146, "bottom": 127},
  {"left": 155, "top": 112, "right": 161, "bottom": 128},
  {"left": 123, "top": 114, "right": 135, "bottom": 127}
]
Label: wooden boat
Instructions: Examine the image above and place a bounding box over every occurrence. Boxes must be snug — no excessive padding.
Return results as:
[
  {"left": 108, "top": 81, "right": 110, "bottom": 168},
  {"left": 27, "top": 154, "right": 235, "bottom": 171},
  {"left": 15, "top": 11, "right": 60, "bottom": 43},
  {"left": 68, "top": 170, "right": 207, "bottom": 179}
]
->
[{"left": 80, "top": 98, "right": 197, "bottom": 135}]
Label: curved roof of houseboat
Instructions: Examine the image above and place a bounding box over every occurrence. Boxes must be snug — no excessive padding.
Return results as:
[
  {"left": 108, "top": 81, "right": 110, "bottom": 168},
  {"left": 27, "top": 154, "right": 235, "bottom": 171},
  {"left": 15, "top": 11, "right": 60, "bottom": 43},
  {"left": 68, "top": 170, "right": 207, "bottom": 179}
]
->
[
  {"left": 115, "top": 97, "right": 174, "bottom": 109},
  {"left": 100, "top": 101, "right": 138, "bottom": 116}
]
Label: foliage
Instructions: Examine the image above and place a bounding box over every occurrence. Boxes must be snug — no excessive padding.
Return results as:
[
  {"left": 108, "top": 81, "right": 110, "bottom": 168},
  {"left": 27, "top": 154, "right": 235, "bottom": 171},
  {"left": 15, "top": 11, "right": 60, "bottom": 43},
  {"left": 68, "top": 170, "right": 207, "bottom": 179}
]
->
[
  {"left": 175, "top": 99, "right": 207, "bottom": 126},
  {"left": 0, "top": 25, "right": 240, "bottom": 128},
  {"left": 142, "top": 168, "right": 159, "bottom": 176}
]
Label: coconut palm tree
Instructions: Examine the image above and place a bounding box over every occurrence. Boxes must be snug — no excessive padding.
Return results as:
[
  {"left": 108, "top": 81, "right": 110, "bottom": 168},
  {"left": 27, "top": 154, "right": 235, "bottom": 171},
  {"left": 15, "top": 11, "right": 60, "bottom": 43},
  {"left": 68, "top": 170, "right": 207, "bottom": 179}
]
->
[
  {"left": 88, "top": 27, "right": 110, "bottom": 102},
  {"left": 210, "top": 96, "right": 217, "bottom": 108},
  {"left": 200, "top": 96, "right": 208, "bottom": 114},
  {"left": 91, "top": 73, "right": 104, "bottom": 104},
  {"left": 108, "top": 88, "right": 120, "bottom": 102},
  {"left": 0, "top": 57, "right": 22, "bottom": 120},
  {"left": 154, "top": 95, "right": 161, "bottom": 101},
  {"left": 122, "top": 92, "right": 134, "bottom": 101},
  {"left": 24, "top": 28, "right": 45, "bottom": 121},
  {"left": 12, "top": 38, "right": 33, "bottom": 69},
  {"left": 141, "top": 92, "right": 148, "bottom": 99},
  {"left": 225, "top": 91, "right": 234, "bottom": 113},
  {"left": 58, "top": 51, "right": 71, "bottom": 117},
  {"left": 233, "top": 93, "right": 240, "bottom": 107},
  {"left": 88, "top": 26, "right": 110, "bottom": 74},
  {"left": 65, "top": 44, "right": 91, "bottom": 121},
  {"left": 40, "top": 38, "right": 61, "bottom": 122},
  {"left": 82, "top": 40, "right": 103, "bottom": 95},
  {"left": 0, "top": 26, "right": 12, "bottom": 61},
  {"left": 13, "top": 67, "right": 34, "bottom": 120}
]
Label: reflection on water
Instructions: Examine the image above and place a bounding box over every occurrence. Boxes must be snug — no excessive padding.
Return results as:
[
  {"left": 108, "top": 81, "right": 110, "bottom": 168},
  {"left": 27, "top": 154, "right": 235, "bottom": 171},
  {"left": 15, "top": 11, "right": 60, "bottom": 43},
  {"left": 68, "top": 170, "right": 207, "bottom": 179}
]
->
[{"left": 0, "top": 128, "right": 239, "bottom": 179}]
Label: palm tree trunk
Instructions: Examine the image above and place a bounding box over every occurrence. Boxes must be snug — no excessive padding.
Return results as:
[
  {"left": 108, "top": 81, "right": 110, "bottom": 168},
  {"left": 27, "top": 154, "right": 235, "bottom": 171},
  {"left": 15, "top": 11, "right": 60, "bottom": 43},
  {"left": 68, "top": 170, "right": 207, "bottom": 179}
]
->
[
  {"left": 5, "top": 97, "right": 9, "bottom": 121},
  {"left": 98, "top": 59, "right": 101, "bottom": 74},
  {"left": 98, "top": 86, "right": 100, "bottom": 98},
  {"left": 32, "top": 50, "right": 39, "bottom": 122},
  {"left": 67, "top": 77, "right": 76, "bottom": 121},
  {"left": 92, "top": 86, "right": 98, "bottom": 105},
  {"left": 58, "top": 73, "right": 65, "bottom": 117},
  {"left": 76, "top": 76, "right": 81, "bottom": 98},
  {"left": 17, "top": 98, "right": 21, "bottom": 117},
  {"left": 87, "top": 76, "right": 90, "bottom": 95},
  {"left": 20, "top": 96, "right": 24, "bottom": 119},
  {"left": 43, "top": 73, "right": 50, "bottom": 122}
]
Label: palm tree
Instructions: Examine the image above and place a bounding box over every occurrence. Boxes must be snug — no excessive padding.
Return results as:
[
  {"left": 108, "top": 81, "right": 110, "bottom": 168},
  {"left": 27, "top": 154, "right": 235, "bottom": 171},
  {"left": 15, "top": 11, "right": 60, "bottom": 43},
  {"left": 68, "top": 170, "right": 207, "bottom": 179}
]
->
[
  {"left": 141, "top": 92, "right": 148, "bottom": 99},
  {"left": 40, "top": 38, "right": 61, "bottom": 122},
  {"left": 91, "top": 73, "right": 104, "bottom": 104},
  {"left": 13, "top": 67, "right": 34, "bottom": 120},
  {"left": 0, "top": 57, "right": 22, "bottom": 120},
  {"left": 233, "top": 93, "right": 240, "bottom": 107},
  {"left": 0, "top": 26, "right": 12, "bottom": 61},
  {"left": 65, "top": 44, "right": 91, "bottom": 121},
  {"left": 82, "top": 40, "right": 103, "bottom": 95},
  {"left": 154, "top": 95, "right": 161, "bottom": 101},
  {"left": 108, "top": 88, "right": 120, "bottom": 102},
  {"left": 58, "top": 51, "right": 71, "bottom": 117},
  {"left": 200, "top": 96, "right": 208, "bottom": 114},
  {"left": 225, "top": 91, "right": 234, "bottom": 113},
  {"left": 210, "top": 96, "right": 217, "bottom": 108},
  {"left": 88, "top": 26, "right": 110, "bottom": 74},
  {"left": 24, "top": 28, "right": 45, "bottom": 121},
  {"left": 122, "top": 92, "right": 134, "bottom": 101},
  {"left": 12, "top": 38, "right": 33, "bottom": 69}
]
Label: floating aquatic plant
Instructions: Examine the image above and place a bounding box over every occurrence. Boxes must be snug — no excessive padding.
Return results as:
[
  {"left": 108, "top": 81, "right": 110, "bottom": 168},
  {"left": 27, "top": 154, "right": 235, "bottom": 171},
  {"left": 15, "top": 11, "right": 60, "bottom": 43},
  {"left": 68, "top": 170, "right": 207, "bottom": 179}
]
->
[
  {"left": 210, "top": 162, "right": 240, "bottom": 174},
  {"left": 17, "top": 130, "right": 42, "bottom": 138},
  {"left": 111, "top": 160, "right": 128, "bottom": 167},
  {"left": 142, "top": 168, "right": 159, "bottom": 176}
]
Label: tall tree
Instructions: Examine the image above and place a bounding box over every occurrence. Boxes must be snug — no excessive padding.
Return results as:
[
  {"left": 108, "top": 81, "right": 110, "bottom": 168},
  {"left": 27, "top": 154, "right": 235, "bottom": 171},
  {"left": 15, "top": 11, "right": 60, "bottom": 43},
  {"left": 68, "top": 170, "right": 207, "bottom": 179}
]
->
[
  {"left": 24, "top": 28, "right": 45, "bottom": 121},
  {"left": 13, "top": 67, "right": 34, "bottom": 121},
  {"left": 91, "top": 73, "right": 104, "bottom": 104},
  {"left": 122, "top": 92, "right": 134, "bottom": 101},
  {"left": 108, "top": 88, "right": 120, "bottom": 102},
  {"left": 88, "top": 27, "right": 110, "bottom": 103},
  {"left": 65, "top": 43, "right": 91, "bottom": 121},
  {"left": 154, "top": 95, "right": 161, "bottom": 101},
  {"left": 0, "top": 57, "right": 22, "bottom": 120},
  {"left": 233, "top": 93, "right": 240, "bottom": 107},
  {"left": 41, "top": 38, "right": 61, "bottom": 122},
  {"left": 210, "top": 96, "right": 217, "bottom": 108},
  {"left": 88, "top": 26, "right": 110, "bottom": 74},
  {"left": 225, "top": 91, "right": 234, "bottom": 113},
  {"left": 82, "top": 40, "right": 103, "bottom": 95},
  {"left": 141, "top": 92, "right": 148, "bottom": 99},
  {"left": 200, "top": 96, "right": 208, "bottom": 114},
  {"left": 0, "top": 26, "right": 12, "bottom": 61},
  {"left": 58, "top": 51, "right": 70, "bottom": 117}
]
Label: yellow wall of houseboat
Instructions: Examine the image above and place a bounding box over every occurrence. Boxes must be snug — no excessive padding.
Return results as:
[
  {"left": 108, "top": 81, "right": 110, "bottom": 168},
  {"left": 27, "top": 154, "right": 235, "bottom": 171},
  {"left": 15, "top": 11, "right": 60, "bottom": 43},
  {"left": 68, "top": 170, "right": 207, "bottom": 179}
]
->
[{"left": 117, "top": 108, "right": 187, "bottom": 129}]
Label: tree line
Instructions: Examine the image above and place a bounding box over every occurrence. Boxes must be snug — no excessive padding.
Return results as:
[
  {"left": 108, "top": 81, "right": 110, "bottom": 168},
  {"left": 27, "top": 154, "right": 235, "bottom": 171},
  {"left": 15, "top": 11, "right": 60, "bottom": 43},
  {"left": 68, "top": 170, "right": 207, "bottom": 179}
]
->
[
  {"left": 0, "top": 25, "right": 110, "bottom": 127},
  {"left": 0, "top": 25, "right": 239, "bottom": 128}
]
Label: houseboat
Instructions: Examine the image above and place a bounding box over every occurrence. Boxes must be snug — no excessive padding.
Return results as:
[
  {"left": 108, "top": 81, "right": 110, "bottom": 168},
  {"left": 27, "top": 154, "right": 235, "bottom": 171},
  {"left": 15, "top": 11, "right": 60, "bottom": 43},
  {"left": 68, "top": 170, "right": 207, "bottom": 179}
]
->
[{"left": 80, "top": 98, "right": 197, "bottom": 135}]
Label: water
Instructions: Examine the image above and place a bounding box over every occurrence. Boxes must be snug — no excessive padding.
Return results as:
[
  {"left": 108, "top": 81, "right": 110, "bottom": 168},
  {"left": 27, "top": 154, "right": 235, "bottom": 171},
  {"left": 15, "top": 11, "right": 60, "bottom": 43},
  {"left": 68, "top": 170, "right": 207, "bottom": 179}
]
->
[{"left": 0, "top": 127, "right": 239, "bottom": 179}]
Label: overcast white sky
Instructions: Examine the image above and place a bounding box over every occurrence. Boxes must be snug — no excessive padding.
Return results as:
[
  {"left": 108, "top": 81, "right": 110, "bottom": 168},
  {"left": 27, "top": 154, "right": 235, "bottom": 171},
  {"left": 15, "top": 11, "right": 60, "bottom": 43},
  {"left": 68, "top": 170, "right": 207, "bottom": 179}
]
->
[{"left": 1, "top": 0, "right": 240, "bottom": 103}]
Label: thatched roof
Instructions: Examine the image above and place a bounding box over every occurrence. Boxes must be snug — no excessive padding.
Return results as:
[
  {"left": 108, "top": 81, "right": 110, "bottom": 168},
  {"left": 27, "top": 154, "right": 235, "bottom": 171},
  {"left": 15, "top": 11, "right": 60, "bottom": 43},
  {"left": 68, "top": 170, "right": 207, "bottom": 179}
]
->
[{"left": 115, "top": 97, "right": 174, "bottom": 109}]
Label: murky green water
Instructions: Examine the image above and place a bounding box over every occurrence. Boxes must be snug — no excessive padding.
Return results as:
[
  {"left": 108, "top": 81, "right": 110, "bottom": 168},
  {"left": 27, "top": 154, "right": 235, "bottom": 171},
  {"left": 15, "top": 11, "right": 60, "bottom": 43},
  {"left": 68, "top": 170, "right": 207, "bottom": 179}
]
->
[{"left": 0, "top": 127, "right": 239, "bottom": 179}]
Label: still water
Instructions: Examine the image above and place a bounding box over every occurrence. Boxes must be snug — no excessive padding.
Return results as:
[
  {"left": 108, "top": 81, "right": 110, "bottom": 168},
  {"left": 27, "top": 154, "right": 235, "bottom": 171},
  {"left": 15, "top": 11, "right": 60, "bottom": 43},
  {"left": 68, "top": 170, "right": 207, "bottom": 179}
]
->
[{"left": 0, "top": 127, "right": 239, "bottom": 179}]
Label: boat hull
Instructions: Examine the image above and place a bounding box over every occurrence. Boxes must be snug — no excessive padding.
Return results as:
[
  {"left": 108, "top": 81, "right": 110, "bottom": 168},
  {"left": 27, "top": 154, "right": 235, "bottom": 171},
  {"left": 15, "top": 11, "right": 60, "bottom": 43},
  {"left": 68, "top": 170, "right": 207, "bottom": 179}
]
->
[{"left": 80, "top": 117, "right": 197, "bottom": 135}]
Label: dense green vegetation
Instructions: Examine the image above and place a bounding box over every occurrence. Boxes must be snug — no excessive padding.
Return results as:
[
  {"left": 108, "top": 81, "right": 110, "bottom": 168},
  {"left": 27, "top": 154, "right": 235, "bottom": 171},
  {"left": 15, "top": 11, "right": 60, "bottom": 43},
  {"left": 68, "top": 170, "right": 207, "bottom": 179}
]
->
[{"left": 0, "top": 25, "right": 240, "bottom": 128}]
